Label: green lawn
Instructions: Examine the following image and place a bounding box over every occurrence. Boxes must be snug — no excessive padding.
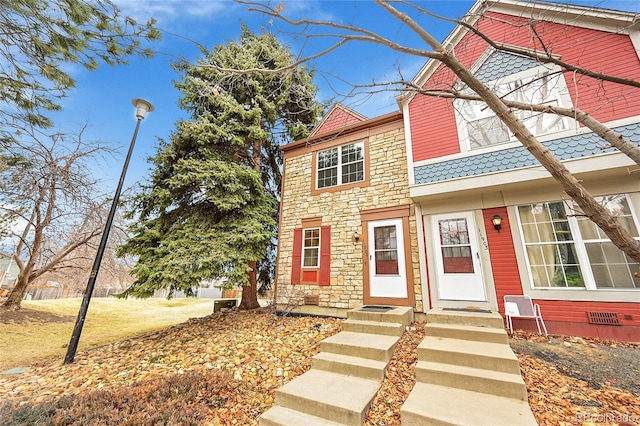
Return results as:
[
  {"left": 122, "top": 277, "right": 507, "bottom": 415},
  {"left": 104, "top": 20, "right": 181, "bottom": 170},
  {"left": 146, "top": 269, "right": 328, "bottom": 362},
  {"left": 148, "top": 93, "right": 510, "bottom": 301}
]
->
[{"left": 0, "top": 298, "right": 215, "bottom": 371}]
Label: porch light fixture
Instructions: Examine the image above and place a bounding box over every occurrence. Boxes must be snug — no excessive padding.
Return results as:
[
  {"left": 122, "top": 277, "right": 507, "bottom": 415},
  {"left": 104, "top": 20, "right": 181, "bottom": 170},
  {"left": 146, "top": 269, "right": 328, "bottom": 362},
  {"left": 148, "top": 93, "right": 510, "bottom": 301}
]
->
[
  {"left": 353, "top": 231, "right": 360, "bottom": 242},
  {"left": 492, "top": 215, "right": 503, "bottom": 232}
]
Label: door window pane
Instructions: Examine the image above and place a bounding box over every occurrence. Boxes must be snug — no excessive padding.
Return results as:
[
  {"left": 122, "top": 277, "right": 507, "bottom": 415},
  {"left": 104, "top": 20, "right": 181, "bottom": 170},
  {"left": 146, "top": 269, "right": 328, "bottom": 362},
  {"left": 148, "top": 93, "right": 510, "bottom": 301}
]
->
[
  {"left": 374, "top": 225, "right": 399, "bottom": 275},
  {"left": 439, "top": 218, "right": 474, "bottom": 273}
]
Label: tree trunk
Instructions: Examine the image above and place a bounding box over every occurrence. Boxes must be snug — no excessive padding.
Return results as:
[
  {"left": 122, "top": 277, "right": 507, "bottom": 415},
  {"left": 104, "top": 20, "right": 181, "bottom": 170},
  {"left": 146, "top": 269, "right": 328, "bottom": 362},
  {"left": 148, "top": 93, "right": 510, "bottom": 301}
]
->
[
  {"left": 238, "top": 260, "right": 260, "bottom": 310},
  {"left": 2, "top": 274, "right": 30, "bottom": 310}
]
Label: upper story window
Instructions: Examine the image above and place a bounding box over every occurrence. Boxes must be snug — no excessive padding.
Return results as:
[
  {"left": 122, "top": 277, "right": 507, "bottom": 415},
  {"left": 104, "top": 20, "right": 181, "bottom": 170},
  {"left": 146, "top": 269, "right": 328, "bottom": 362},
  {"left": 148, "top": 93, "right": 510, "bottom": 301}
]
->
[
  {"left": 317, "top": 141, "right": 364, "bottom": 189},
  {"left": 455, "top": 65, "right": 572, "bottom": 151}
]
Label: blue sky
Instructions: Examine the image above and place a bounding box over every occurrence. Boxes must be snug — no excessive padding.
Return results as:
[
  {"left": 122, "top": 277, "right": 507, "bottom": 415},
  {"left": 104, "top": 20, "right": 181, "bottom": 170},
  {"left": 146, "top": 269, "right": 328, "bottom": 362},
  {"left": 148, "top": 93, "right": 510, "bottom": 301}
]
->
[{"left": 48, "top": 0, "right": 640, "bottom": 190}]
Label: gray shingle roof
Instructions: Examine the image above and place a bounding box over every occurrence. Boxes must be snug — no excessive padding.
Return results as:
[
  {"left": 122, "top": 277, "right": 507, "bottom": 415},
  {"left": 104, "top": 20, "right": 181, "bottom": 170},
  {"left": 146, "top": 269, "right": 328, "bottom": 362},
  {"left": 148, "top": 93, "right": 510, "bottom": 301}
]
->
[{"left": 414, "top": 122, "right": 640, "bottom": 185}]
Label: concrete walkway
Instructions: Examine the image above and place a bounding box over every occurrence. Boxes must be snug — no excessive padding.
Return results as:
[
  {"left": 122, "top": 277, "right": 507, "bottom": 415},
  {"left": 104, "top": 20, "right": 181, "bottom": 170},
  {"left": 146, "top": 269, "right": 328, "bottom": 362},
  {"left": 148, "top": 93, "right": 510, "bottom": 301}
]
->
[{"left": 259, "top": 306, "right": 414, "bottom": 426}]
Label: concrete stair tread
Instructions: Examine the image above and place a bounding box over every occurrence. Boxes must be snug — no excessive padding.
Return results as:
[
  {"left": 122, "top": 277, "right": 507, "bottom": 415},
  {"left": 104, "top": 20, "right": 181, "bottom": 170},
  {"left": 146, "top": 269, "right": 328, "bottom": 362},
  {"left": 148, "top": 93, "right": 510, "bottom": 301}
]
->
[
  {"left": 322, "top": 331, "right": 398, "bottom": 349},
  {"left": 343, "top": 319, "right": 405, "bottom": 336},
  {"left": 347, "top": 306, "right": 414, "bottom": 328},
  {"left": 401, "top": 383, "right": 537, "bottom": 425},
  {"left": 312, "top": 351, "right": 387, "bottom": 380},
  {"left": 418, "top": 360, "right": 524, "bottom": 383},
  {"left": 419, "top": 335, "right": 518, "bottom": 360},
  {"left": 426, "top": 322, "right": 508, "bottom": 344},
  {"left": 260, "top": 405, "right": 345, "bottom": 426},
  {"left": 427, "top": 308, "right": 505, "bottom": 329},
  {"left": 275, "top": 369, "right": 380, "bottom": 424}
]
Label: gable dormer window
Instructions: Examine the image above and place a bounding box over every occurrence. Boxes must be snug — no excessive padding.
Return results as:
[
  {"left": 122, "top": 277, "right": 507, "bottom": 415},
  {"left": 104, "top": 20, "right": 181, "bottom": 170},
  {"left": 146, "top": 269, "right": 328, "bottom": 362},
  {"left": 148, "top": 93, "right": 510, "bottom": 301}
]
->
[
  {"left": 455, "top": 64, "right": 572, "bottom": 151},
  {"left": 316, "top": 141, "right": 364, "bottom": 189}
]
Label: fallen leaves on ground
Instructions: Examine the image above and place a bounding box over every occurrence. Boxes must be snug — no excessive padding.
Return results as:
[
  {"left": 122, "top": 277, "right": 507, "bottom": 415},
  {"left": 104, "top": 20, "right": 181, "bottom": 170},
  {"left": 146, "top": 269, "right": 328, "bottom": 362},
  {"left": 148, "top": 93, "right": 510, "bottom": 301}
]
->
[{"left": 1, "top": 310, "right": 638, "bottom": 425}]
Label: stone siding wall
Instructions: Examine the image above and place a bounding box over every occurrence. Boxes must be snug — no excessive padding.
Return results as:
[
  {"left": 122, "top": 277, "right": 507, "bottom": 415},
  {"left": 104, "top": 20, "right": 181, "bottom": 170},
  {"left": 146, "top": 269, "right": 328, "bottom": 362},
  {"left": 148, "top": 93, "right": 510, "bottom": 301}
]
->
[{"left": 276, "top": 123, "right": 423, "bottom": 312}]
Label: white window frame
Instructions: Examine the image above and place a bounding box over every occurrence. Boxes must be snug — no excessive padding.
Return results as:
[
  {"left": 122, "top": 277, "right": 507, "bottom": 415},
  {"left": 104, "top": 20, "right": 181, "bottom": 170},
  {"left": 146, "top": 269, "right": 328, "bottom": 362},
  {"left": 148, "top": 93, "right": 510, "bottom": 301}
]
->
[
  {"left": 454, "top": 64, "right": 574, "bottom": 153},
  {"left": 316, "top": 141, "right": 365, "bottom": 189},
  {"left": 516, "top": 194, "right": 640, "bottom": 291},
  {"left": 302, "top": 228, "right": 320, "bottom": 268}
]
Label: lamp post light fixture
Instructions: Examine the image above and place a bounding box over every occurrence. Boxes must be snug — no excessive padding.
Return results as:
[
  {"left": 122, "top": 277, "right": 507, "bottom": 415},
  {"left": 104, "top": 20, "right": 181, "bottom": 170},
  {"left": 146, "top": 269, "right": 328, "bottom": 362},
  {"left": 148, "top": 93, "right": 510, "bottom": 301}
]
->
[{"left": 64, "top": 99, "right": 154, "bottom": 365}]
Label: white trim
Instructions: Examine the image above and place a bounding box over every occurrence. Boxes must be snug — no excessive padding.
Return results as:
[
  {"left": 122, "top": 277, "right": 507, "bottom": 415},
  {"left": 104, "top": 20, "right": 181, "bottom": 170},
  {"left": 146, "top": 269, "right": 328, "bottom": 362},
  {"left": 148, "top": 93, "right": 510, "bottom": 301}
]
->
[
  {"left": 402, "top": 101, "right": 416, "bottom": 186},
  {"left": 415, "top": 204, "right": 430, "bottom": 312},
  {"left": 630, "top": 29, "right": 640, "bottom": 61},
  {"left": 487, "top": 0, "right": 640, "bottom": 34}
]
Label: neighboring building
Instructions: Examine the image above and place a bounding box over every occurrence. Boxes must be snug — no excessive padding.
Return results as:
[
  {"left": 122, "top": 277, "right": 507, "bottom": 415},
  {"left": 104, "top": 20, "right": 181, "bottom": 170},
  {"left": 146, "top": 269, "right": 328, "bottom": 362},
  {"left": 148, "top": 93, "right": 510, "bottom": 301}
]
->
[
  {"left": 400, "top": 0, "right": 640, "bottom": 340},
  {"left": 275, "top": 105, "right": 423, "bottom": 313},
  {"left": 0, "top": 251, "right": 19, "bottom": 290},
  {"left": 275, "top": 0, "right": 640, "bottom": 341}
]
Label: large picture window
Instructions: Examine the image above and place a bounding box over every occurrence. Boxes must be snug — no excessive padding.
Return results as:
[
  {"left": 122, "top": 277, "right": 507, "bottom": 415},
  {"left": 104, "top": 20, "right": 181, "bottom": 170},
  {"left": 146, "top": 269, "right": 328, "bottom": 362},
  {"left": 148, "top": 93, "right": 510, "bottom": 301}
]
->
[
  {"left": 317, "top": 141, "right": 364, "bottom": 189},
  {"left": 517, "top": 194, "right": 640, "bottom": 290},
  {"left": 456, "top": 65, "right": 570, "bottom": 150}
]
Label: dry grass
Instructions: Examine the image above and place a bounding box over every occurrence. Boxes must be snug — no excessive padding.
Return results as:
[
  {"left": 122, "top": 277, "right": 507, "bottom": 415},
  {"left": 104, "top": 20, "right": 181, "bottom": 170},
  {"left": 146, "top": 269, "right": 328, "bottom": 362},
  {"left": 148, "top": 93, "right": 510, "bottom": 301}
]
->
[{"left": 0, "top": 298, "right": 214, "bottom": 371}]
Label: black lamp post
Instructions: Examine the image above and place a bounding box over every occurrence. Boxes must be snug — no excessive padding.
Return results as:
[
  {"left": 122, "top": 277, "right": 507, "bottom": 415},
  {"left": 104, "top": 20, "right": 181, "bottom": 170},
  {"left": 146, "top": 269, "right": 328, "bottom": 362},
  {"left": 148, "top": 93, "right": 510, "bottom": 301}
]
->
[{"left": 64, "top": 98, "right": 154, "bottom": 365}]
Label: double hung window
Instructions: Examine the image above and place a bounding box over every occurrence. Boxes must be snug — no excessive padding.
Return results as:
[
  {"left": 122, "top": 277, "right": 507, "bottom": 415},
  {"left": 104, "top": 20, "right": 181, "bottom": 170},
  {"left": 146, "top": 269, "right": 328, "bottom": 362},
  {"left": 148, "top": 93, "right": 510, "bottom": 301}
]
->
[
  {"left": 317, "top": 141, "right": 364, "bottom": 189},
  {"left": 303, "top": 228, "right": 320, "bottom": 267},
  {"left": 517, "top": 194, "right": 640, "bottom": 290}
]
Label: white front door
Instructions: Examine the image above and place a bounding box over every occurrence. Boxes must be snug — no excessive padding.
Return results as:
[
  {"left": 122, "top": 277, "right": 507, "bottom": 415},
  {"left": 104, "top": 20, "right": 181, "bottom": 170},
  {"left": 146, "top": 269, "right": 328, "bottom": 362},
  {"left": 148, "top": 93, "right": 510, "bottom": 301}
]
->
[
  {"left": 368, "top": 218, "right": 408, "bottom": 298},
  {"left": 432, "top": 212, "right": 486, "bottom": 301}
]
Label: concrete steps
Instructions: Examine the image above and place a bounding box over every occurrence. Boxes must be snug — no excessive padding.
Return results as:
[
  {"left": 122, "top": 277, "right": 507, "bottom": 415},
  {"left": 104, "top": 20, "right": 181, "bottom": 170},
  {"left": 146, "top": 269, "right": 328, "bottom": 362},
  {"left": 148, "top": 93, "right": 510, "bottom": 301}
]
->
[
  {"left": 402, "top": 383, "right": 538, "bottom": 426},
  {"left": 320, "top": 331, "right": 399, "bottom": 362},
  {"left": 342, "top": 318, "right": 405, "bottom": 336},
  {"left": 259, "top": 306, "right": 413, "bottom": 426},
  {"left": 266, "top": 370, "right": 380, "bottom": 425},
  {"left": 401, "top": 308, "right": 536, "bottom": 425},
  {"left": 312, "top": 352, "right": 388, "bottom": 381}
]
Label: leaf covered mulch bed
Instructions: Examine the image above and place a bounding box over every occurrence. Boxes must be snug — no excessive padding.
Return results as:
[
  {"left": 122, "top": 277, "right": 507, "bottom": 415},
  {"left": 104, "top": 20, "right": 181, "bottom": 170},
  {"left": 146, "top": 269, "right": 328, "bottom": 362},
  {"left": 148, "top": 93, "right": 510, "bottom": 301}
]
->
[{"left": 1, "top": 310, "right": 639, "bottom": 425}]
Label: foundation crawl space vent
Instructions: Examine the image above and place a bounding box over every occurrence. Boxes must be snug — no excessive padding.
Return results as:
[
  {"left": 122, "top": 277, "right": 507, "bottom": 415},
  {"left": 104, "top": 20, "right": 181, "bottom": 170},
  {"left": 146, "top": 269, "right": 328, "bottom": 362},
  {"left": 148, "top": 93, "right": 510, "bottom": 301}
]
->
[{"left": 586, "top": 311, "right": 621, "bottom": 325}]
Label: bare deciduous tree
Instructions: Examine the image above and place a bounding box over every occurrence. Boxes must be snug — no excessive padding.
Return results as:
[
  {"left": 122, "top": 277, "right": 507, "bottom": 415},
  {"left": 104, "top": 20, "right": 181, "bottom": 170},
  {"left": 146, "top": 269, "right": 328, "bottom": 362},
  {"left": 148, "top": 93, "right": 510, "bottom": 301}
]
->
[{"left": 0, "top": 124, "right": 115, "bottom": 310}]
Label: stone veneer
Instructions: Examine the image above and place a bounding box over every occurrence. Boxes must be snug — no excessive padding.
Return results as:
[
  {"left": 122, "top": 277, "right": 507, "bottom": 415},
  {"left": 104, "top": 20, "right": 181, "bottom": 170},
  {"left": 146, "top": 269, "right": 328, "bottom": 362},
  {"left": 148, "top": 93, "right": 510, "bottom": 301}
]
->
[{"left": 276, "top": 119, "right": 423, "bottom": 313}]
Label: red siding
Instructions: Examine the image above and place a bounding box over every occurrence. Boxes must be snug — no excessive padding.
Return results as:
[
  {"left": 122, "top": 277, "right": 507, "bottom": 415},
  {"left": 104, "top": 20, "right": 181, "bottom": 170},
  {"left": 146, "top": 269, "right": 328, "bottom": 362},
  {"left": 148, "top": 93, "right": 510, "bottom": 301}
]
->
[
  {"left": 484, "top": 209, "right": 640, "bottom": 342},
  {"left": 512, "top": 300, "right": 640, "bottom": 342},
  {"left": 483, "top": 208, "right": 523, "bottom": 315},
  {"left": 410, "top": 12, "right": 640, "bottom": 162},
  {"left": 315, "top": 107, "right": 365, "bottom": 135},
  {"left": 409, "top": 96, "right": 460, "bottom": 162}
]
